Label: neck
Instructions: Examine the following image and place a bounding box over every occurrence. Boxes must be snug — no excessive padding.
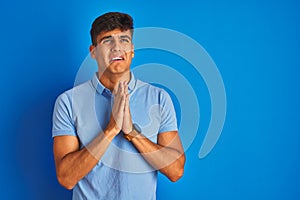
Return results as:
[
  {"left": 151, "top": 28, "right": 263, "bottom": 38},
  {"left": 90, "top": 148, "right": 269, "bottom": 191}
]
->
[{"left": 98, "top": 70, "right": 131, "bottom": 91}]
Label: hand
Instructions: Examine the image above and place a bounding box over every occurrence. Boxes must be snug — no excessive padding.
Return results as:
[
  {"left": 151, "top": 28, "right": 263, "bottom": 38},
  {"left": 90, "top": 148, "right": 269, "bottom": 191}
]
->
[
  {"left": 122, "top": 82, "right": 132, "bottom": 134},
  {"left": 107, "top": 81, "right": 127, "bottom": 134}
]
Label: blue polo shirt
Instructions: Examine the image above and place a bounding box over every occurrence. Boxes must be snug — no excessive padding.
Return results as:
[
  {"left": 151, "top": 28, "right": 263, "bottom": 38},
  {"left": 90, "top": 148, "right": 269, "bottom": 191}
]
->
[{"left": 52, "top": 72, "right": 178, "bottom": 200}]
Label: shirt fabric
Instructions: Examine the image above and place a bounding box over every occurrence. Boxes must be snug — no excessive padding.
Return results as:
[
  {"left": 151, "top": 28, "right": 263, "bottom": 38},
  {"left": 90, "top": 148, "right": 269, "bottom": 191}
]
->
[{"left": 52, "top": 72, "right": 178, "bottom": 200}]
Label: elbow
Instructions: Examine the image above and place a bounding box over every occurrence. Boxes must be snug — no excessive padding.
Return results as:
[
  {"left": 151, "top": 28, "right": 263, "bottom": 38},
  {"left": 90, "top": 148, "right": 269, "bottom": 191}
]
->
[
  {"left": 169, "top": 167, "right": 184, "bottom": 182},
  {"left": 168, "top": 154, "right": 185, "bottom": 182},
  {"left": 57, "top": 171, "right": 76, "bottom": 190}
]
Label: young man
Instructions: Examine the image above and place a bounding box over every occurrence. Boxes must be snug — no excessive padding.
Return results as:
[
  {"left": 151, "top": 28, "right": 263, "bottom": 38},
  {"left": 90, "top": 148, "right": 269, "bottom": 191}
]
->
[{"left": 52, "top": 12, "right": 185, "bottom": 199}]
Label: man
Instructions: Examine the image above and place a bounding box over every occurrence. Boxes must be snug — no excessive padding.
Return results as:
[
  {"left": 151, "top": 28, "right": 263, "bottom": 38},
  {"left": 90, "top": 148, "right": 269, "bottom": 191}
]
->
[{"left": 52, "top": 12, "right": 185, "bottom": 199}]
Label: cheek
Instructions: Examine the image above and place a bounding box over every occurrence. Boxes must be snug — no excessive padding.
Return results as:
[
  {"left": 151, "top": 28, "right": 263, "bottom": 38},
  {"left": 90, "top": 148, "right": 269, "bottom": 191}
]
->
[
  {"left": 124, "top": 45, "right": 133, "bottom": 53},
  {"left": 96, "top": 49, "right": 109, "bottom": 61},
  {"left": 125, "top": 52, "right": 132, "bottom": 61}
]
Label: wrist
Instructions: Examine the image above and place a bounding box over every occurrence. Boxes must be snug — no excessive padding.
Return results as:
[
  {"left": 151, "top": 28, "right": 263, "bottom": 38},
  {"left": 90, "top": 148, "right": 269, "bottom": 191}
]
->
[
  {"left": 104, "top": 126, "right": 120, "bottom": 141},
  {"left": 123, "top": 123, "right": 141, "bottom": 142},
  {"left": 123, "top": 126, "right": 133, "bottom": 135}
]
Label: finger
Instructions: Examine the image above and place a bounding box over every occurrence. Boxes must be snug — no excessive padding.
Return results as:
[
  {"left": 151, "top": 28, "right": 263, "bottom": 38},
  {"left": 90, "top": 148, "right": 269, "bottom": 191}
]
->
[
  {"left": 113, "top": 83, "right": 119, "bottom": 95},
  {"left": 124, "top": 94, "right": 130, "bottom": 112},
  {"left": 119, "top": 93, "right": 126, "bottom": 112},
  {"left": 124, "top": 81, "right": 128, "bottom": 95},
  {"left": 111, "top": 99, "right": 125, "bottom": 129},
  {"left": 114, "top": 93, "right": 125, "bottom": 112},
  {"left": 119, "top": 81, "right": 124, "bottom": 94}
]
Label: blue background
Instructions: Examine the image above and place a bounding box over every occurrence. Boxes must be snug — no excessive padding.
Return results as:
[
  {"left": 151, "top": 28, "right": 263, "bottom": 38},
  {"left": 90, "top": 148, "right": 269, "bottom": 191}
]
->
[{"left": 1, "top": 0, "right": 299, "bottom": 199}]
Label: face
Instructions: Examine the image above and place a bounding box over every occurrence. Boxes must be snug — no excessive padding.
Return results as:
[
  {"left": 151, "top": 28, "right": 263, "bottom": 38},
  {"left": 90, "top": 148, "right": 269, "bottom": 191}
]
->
[{"left": 90, "top": 29, "right": 134, "bottom": 76}]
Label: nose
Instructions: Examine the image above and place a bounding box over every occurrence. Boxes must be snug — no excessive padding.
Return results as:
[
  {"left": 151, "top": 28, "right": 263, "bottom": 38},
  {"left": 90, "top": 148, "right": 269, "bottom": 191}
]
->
[{"left": 111, "top": 39, "right": 122, "bottom": 52}]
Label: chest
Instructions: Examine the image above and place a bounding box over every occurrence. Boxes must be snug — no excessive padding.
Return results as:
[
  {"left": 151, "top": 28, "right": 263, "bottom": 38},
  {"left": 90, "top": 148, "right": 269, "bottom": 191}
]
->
[{"left": 73, "top": 92, "right": 162, "bottom": 146}]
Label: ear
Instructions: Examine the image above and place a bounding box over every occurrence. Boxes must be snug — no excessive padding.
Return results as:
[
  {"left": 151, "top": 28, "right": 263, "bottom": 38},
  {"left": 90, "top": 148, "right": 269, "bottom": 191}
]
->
[
  {"left": 89, "top": 45, "right": 96, "bottom": 59},
  {"left": 131, "top": 44, "right": 134, "bottom": 58}
]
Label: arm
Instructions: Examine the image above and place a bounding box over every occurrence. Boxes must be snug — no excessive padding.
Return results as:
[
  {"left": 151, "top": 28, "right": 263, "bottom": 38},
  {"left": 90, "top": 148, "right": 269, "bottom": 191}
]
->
[
  {"left": 122, "top": 86, "right": 185, "bottom": 182},
  {"left": 53, "top": 82, "right": 127, "bottom": 189},
  {"left": 130, "top": 130, "right": 185, "bottom": 182},
  {"left": 53, "top": 121, "right": 119, "bottom": 190}
]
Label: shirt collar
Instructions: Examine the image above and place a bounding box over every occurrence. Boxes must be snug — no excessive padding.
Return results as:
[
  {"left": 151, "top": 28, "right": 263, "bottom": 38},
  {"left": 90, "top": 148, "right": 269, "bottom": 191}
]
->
[
  {"left": 91, "top": 72, "right": 137, "bottom": 95},
  {"left": 128, "top": 73, "right": 136, "bottom": 93},
  {"left": 91, "top": 73, "right": 106, "bottom": 94}
]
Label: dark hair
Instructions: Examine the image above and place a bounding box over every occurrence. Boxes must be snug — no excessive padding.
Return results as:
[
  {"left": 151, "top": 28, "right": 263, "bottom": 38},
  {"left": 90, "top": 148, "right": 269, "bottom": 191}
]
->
[{"left": 90, "top": 12, "right": 134, "bottom": 46}]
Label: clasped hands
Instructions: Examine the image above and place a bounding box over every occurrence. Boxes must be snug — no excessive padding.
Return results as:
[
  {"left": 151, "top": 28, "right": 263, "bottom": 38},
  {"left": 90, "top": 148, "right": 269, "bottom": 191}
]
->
[{"left": 108, "top": 81, "right": 133, "bottom": 135}]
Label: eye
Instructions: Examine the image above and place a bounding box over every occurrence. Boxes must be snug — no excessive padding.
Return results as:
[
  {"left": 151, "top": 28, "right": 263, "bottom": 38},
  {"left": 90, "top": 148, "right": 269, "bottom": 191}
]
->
[
  {"left": 120, "top": 38, "right": 130, "bottom": 43},
  {"left": 102, "top": 38, "right": 113, "bottom": 44}
]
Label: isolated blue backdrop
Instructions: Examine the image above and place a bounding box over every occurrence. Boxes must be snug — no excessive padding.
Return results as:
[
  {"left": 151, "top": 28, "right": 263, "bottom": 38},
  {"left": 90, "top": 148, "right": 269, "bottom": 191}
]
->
[{"left": 0, "top": 0, "right": 299, "bottom": 199}]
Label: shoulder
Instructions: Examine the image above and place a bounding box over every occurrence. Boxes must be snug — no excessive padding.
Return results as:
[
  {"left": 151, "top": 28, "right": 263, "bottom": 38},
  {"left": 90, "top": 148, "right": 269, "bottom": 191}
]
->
[
  {"left": 135, "top": 79, "right": 167, "bottom": 95},
  {"left": 134, "top": 79, "right": 172, "bottom": 105},
  {"left": 54, "top": 80, "right": 93, "bottom": 105}
]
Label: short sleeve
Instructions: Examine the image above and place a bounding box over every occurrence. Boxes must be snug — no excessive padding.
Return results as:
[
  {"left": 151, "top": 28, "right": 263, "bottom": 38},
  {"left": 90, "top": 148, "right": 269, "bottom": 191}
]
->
[
  {"left": 52, "top": 92, "right": 76, "bottom": 137},
  {"left": 158, "top": 90, "right": 178, "bottom": 133}
]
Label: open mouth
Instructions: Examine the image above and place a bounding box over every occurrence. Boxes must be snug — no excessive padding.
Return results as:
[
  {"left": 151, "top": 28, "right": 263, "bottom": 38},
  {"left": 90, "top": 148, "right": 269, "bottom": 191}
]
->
[{"left": 111, "top": 56, "right": 124, "bottom": 62}]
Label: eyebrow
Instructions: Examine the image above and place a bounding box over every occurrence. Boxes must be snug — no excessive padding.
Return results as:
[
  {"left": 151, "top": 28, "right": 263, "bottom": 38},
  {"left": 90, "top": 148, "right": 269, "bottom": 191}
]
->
[
  {"left": 98, "top": 34, "right": 132, "bottom": 44},
  {"left": 119, "top": 35, "right": 131, "bottom": 40},
  {"left": 98, "top": 35, "right": 112, "bottom": 43}
]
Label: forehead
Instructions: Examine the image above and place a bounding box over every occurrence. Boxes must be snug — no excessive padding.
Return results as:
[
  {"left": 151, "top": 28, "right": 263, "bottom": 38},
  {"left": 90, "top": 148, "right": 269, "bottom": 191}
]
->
[{"left": 97, "top": 29, "right": 132, "bottom": 40}]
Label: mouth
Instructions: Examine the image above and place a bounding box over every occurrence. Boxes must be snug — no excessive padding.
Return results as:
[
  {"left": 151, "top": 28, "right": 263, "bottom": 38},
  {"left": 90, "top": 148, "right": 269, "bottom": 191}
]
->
[{"left": 111, "top": 56, "right": 125, "bottom": 62}]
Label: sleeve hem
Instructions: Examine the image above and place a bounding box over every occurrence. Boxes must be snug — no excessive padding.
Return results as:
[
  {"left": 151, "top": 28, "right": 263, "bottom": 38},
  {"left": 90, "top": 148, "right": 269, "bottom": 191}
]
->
[
  {"left": 52, "top": 130, "right": 76, "bottom": 138},
  {"left": 158, "top": 126, "right": 178, "bottom": 134}
]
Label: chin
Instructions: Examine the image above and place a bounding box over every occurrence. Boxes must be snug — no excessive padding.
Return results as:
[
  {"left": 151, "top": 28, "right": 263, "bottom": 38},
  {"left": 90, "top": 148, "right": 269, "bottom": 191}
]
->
[
  {"left": 107, "top": 68, "right": 130, "bottom": 75},
  {"left": 109, "top": 64, "right": 130, "bottom": 74}
]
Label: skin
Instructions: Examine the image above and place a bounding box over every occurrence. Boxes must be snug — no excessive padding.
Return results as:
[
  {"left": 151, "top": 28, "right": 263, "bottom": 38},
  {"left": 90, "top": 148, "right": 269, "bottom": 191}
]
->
[{"left": 53, "top": 29, "right": 186, "bottom": 190}]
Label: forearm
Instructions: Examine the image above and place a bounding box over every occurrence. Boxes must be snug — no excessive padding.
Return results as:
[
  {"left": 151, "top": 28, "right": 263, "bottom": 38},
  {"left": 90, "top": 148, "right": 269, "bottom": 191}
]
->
[
  {"left": 56, "top": 81, "right": 129, "bottom": 189},
  {"left": 131, "top": 134, "right": 185, "bottom": 182},
  {"left": 55, "top": 127, "right": 118, "bottom": 189}
]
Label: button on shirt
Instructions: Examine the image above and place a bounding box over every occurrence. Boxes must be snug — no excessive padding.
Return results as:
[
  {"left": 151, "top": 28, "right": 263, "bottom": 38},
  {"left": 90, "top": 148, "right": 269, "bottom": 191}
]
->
[{"left": 52, "top": 72, "right": 178, "bottom": 200}]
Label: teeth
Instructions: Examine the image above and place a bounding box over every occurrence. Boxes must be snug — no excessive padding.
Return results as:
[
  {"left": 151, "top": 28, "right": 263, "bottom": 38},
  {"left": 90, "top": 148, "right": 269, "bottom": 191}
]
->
[{"left": 112, "top": 57, "right": 123, "bottom": 61}]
